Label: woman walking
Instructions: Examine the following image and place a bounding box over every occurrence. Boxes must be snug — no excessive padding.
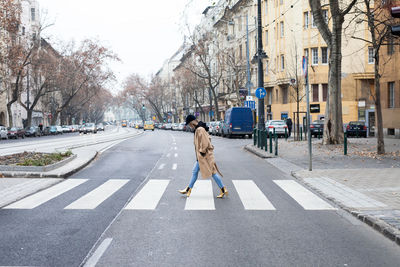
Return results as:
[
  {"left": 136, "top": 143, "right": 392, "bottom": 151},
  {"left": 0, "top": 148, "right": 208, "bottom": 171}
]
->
[{"left": 179, "top": 115, "right": 228, "bottom": 198}]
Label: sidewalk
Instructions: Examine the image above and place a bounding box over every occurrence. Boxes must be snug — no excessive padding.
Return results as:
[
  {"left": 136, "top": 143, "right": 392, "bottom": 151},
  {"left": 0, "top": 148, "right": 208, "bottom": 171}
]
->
[
  {"left": 0, "top": 132, "right": 142, "bottom": 208},
  {"left": 245, "top": 137, "right": 400, "bottom": 245}
]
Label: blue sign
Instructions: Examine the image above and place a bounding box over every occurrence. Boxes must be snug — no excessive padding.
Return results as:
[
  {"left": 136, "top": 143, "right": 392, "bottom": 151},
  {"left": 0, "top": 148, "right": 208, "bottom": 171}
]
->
[
  {"left": 244, "top": 100, "right": 256, "bottom": 110},
  {"left": 255, "top": 87, "right": 267, "bottom": 99},
  {"left": 302, "top": 56, "right": 308, "bottom": 78}
]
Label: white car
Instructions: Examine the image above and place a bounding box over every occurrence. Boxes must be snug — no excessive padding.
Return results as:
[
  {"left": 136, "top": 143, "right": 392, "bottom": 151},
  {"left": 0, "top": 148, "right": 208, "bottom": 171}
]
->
[
  {"left": 56, "top": 126, "right": 64, "bottom": 134},
  {"left": 0, "top": 126, "right": 8, "bottom": 139},
  {"left": 172, "top": 123, "right": 180, "bottom": 131},
  {"left": 265, "top": 120, "right": 288, "bottom": 137},
  {"left": 178, "top": 123, "right": 185, "bottom": 131}
]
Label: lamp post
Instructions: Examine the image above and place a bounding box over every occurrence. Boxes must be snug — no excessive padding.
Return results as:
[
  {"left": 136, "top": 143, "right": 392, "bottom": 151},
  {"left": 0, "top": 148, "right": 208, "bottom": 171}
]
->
[{"left": 257, "top": 0, "right": 265, "bottom": 130}]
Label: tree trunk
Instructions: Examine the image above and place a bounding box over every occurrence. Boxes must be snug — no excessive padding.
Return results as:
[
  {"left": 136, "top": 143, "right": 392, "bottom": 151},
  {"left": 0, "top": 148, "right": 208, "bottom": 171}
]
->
[
  {"left": 323, "top": 27, "right": 344, "bottom": 145},
  {"left": 374, "top": 56, "right": 385, "bottom": 154},
  {"left": 7, "top": 103, "right": 13, "bottom": 127},
  {"left": 27, "top": 109, "right": 32, "bottom": 127},
  {"left": 211, "top": 88, "right": 220, "bottom": 121}
]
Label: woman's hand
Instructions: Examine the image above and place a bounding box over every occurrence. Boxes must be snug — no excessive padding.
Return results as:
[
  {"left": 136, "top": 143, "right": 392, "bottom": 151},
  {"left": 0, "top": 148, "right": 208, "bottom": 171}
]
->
[{"left": 200, "top": 152, "right": 206, "bottom": 157}]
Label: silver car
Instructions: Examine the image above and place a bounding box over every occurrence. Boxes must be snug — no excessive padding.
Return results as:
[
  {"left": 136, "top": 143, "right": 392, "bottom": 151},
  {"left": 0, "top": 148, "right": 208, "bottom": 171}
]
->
[
  {"left": 265, "top": 120, "right": 288, "bottom": 137},
  {"left": 0, "top": 126, "right": 8, "bottom": 139}
]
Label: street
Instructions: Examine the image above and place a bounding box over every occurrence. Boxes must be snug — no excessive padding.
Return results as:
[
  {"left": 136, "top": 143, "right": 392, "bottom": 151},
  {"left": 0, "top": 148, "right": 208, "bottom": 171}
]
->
[{"left": 1, "top": 129, "right": 399, "bottom": 266}]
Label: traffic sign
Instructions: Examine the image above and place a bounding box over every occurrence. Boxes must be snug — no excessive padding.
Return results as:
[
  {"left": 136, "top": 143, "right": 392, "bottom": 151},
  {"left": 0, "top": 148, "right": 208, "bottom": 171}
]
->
[
  {"left": 244, "top": 100, "right": 256, "bottom": 110},
  {"left": 255, "top": 87, "right": 266, "bottom": 99},
  {"left": 246, "top": 96, "right": 253, "bottom": 101},
  {"left": 302, "top": 56, "right": 308, "bottom": 78}
]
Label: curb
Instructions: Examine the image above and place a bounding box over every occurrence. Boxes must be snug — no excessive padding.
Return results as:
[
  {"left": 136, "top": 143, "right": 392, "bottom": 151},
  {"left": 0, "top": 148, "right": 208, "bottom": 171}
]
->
[
  {"left": 291, "top": 171, "right": 400, "bottom": 247},
  {"left": 0, "top": 152, "right": 98, "bottom": 178},
  {"left": 243, "top": 144, "right": 276, "bottom": 158},
  {"left": 0, "top": 154, "right": 77, "bottom": 172}
]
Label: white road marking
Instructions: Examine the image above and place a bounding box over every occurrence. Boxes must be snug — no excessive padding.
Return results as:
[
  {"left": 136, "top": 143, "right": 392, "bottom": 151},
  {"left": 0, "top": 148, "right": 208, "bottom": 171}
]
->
[
  {"left": 185, "top": 180, "right": 215, "bottom": 210},
  {"left": 3, "top": 179, "right": 88, "bottom": 209},
  {"left": 166, "top": 153, "right": 171, "bottom": 158},
  {"left": 232, "top": 180, "right": 276, "bottom": 210},
  {"left": 273, "top": 180, "right": 336, "bottom": 210},
  {"left": 83, "top": 238, "right": 112, "bottom": 267},
  {"left": 64, "top": 180, "right": 129, "bottom": 210},
  {"left": 172, "top": 163, "right": 177, "bottom": 170},
  {"left": 158, "top": 163, "right": 166, "bottom": 170},
  {"left": 174, "top": 153, "right": 178, "bottom": 158},
  {"left": 174, "top": 147, "right": 177, "bottom": 150},
  {"left": 125, "top": 180, "right": 170, "bottom": 210}
]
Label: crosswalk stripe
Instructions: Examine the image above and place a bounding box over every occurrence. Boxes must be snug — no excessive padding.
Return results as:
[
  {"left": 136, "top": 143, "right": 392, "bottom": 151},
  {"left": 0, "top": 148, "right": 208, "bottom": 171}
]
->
[
  {"left": 64, "top": 179, "right": 129, "bottom": 210},
  {"left": 185, "top": 180, "right": 215, "bottom": 210},
  {"left": 172, "top": 163, "right": 177, "bottom": 170},
  {"left": 158, "top": 164, "right": 165, "bottom": 170},
  {"left": 125, "top": 180, "right": 170, "bottom": 210},
  {"left": 232, "top": 180, "right": 276, "bottom": 210},
  {"left": 3, "top": 179, "right": 88, "bottom": 209},
  {"left": 273, "top": 180, "right": 336, "bottom": 210}
]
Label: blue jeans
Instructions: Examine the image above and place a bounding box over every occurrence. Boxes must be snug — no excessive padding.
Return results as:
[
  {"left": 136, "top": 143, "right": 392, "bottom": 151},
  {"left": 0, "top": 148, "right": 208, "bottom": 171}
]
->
[{"left": 188, "top": 161, "right": 224, "bottom": 189}]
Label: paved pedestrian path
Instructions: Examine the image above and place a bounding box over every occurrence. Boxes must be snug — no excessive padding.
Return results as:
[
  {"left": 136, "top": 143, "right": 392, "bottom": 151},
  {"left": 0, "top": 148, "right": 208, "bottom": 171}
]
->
[{"left": 1, "top": 177, "right": 336, "bottom": 211}]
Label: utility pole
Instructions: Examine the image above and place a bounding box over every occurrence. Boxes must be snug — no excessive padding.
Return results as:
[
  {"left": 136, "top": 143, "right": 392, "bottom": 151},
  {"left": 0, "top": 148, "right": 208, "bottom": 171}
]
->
[
  {"left": 303, "top": 56, "right": 312, "bottom": 171},
  {"left": 257, "top": 0, "right": 265, "bottom": 130}
]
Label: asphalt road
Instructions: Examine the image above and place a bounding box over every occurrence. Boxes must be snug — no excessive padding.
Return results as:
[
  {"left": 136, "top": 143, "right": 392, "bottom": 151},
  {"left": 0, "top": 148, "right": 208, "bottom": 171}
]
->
[{"left": 0, "top": 129, "right": 400, "bottom": 267}]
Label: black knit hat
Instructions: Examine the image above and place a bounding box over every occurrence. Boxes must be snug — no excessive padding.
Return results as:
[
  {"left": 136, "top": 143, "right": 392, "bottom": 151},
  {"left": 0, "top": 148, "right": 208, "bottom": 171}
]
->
[{"left": 185, "top": 114, "right": 196, "bottom": 125}]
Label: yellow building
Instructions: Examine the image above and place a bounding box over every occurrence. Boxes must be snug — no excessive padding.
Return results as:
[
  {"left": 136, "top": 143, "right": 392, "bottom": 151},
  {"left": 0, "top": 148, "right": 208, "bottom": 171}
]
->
[{"left": 260, "top": 0, "right": 375, "bottom": 133}]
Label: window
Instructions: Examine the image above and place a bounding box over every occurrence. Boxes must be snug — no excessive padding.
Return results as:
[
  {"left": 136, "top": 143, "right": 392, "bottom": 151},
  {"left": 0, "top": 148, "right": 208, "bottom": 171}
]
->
[
  {"left": 368, "top": 47, "right": 374, "bottom": 63},
  {"left": 31, "top": 8, "right": 35, "bottom": 21},
  {"left": 311, "top": 48, "right": 318, "bottom": 65},
  {"left": 275, "top": 89, "right": 279, "bottom": 102},
  {"left": 280, "top": 0, "right": 284, "bottom": 5},
  {"left": 22, "top": 26, "right": 25, "bottom": 35},
  {"left": 312, "top": 84, "right": 319, "bottom": 102},
  {"left": 322, "top": 10, "right": 328, "bottom": 23},
  {"left": 304, "top": 12, "right": 309, "bottom": 29},
  {"left": 312, "top": 14, "right": 316, "bottom": 28},
  {"left": 322, "top": 84, "right": 328, "bottom": 101},
  {"left": 388, "top": 37, "right": 395, "bottom": 55},
  {"left": 265, "top": 30, "right": 269, "bottom": 45},
  {"left": 280, "top": 22, "right": 284, "bottom": 38},
  {"left": 388, "top": 82, "right": 395, "bottom": 108},
  {"left": 281, "top": 54, "right": 285, "bottom": 70},
  {"left": 321, "top": 47, "right": 328, "bottom": 64},
  {"left": 265, "top": 0, "right": 268, "bottom": 16}
]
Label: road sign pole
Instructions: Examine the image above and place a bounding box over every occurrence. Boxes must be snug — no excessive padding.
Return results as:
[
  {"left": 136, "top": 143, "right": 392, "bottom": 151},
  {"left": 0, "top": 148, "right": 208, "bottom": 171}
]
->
[{"left": 304, "top": 57, "right": 312, "bottom": 171}]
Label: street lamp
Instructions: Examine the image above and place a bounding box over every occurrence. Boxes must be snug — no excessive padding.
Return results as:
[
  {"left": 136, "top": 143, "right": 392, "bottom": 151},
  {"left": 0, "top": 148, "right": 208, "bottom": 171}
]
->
[{"left": 257, "top": 0, "right": 266, "bottom": 130}]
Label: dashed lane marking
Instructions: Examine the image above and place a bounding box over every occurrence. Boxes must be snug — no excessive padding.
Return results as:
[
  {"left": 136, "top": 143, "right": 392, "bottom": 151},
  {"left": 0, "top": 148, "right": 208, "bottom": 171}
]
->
[
  {"left": 158, "top": 164, "right": 165, "bottom": 170},
  {"left": 172, "top": 164, "right": 178, "bottom": 170}
]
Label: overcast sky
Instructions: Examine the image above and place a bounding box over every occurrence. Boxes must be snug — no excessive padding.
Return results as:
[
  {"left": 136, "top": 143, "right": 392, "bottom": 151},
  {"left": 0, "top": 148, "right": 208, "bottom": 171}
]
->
[{"left": 38, "top": 0, "right": 212, "bottom": 93}]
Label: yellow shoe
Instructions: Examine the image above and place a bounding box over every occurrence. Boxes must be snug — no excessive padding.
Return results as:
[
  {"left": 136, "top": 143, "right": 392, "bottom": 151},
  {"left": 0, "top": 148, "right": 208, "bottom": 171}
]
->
[
  {"left": 217, "top": 187, "right": 228, "bottom": 198},
  {"left": 179, "top": 187, "right": 192, "bottom": 197}
]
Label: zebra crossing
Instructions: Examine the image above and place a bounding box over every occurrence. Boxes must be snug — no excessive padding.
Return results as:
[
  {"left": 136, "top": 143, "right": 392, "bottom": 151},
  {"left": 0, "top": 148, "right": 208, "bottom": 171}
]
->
[{"left": 2, "top": 178, "right": 337, "bottom": 211}]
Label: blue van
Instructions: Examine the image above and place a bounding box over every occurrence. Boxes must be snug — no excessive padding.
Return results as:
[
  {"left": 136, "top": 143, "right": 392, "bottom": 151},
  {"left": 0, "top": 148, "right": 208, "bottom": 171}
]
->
[{"left": 221, "top": 107, "right": 254, "bottom": 138}]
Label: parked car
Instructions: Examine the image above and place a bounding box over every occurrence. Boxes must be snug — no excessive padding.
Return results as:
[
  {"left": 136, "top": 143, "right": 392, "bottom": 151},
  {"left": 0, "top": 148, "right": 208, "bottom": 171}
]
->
[
  {"left": 346, "top": 121, "right": 367, "bottom": 138},
  {"left": 265, "top": 120, "right": 288, "bottom": 137},
  {"left": 165, "top": 123, "right": 172, "bottom": 130},
  {"left": 47, "top": 126, "right": 58, "bottom": 135},
  {"left": 211, "top": 121, "right": 222, "bottom": 136},
  {"left": 0, "top": 125, "right": 8, "bottom": 139},
  {"left": 82, "top": 123, "right": 97, "bottom": 134},
  {"left": 221, "top": 107, "right": 254, "bottom": 138},
  {"left": 25, "top": 126, "right": 41, "bottom": 137},
  {"left": 97, "top": 123, "right": 105, "bottom": 131},
  {"left": 71, "top": 125, "right": 80, "bottom": 132},
  {"left": 171, "top": 123, "right": 179, "bottom": 131},
  {"left": 178, "top": 123, "right": 185, "bottom": 131},
  {"left": 7, "top": 127, "right": 25, "bottom": 139},
  {"left": 310, "top": 120, "right": 324, "bottom": 137},
  {"left": 56, "top": 126, "right": 64, "bottom": 134},
  {"left": 62, "top": 125, "right": 72, "bottom": 133}
]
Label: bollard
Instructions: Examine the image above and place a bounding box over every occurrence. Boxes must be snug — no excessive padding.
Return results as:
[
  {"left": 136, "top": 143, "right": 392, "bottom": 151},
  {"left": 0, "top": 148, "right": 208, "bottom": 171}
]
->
[
  {"left": 253, "top": 128, "right": 257, "bottom": 146},
  {"left": 285, "top": 128, "right": 288, "bottom": 141},
  {"left": 275, "top": 135, "right": 278, "bottom": 156},
  {"left": 260, "top": 130, "right": 264, "bottom": 150},
  {"left": 344, "top": 132, "right": 348, "bottom": 155},
  {"left": 300, "top": 127, "right": 303, "bottom": 141},
  {"left": 265, "top": 130, "right": 268, "bottom": 152},
  {"left": 269, "top": 131, "right": 273, "bottom": 153},
  {"left": 257, "top": 129, "right": 260, "bottom": 148}
]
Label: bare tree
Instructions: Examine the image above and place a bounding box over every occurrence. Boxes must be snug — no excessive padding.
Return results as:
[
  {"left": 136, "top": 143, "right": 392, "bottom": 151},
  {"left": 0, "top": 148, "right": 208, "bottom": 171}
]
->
[
  {"left": 309, "top": 0, "right": 358, "bottom": 144},
  {"left": 349, "top": 1, "right": 400, "bottom": 154},
  {"left": 223, "top": 48, "right": 247, "bottom": 107}
]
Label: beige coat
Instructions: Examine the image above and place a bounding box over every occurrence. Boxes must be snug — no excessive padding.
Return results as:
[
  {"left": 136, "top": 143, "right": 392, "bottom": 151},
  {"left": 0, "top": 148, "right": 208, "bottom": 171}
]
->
[{"left": 194, "top": 126, "right": 222, "bottom": 179}]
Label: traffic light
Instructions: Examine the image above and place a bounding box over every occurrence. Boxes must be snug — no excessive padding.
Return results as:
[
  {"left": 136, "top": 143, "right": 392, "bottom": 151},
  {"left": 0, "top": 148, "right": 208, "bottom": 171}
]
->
[{"left": 391, "top": 6, "right": 400, "bottom": 36}]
